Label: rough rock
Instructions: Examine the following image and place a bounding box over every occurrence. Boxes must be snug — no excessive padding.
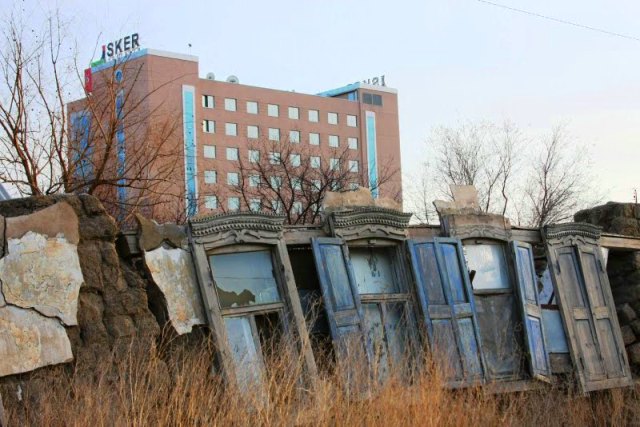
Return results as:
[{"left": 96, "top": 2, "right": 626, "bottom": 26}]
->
[
  {"left": 5, "top": 202, "right": 79, "bottom": 244},
  {"left": 630, "top": 319, "right": 640, "bottom": 336},
  {"left": 627, "top": 342, "right": 640, "bottom": 366},
  {"left": 0, "top": 305, "right": 72, "bottom": 377},
  {"left": 0, "top": 390, "right": 5, "bottom": 427},
  {"left": 621, "top": 325, "right": 636, "bottom": 346},
  {"left": 143, "top": 246, "right": 205, "bottom": 334},
  {"left": 323, "top": 187, "right": 374, "bottom": 211},
  {"left": 0, "top": 232, "right": 83, "bottom": 326},
  {"left": 617, "top": 303, "right": 637, "bottom": 324},
  {"left": 373, "top": 197, "right": 402, "bottom": 211},
  {"left": 135, "top": 214, "right": 187, "bottom": 251}
]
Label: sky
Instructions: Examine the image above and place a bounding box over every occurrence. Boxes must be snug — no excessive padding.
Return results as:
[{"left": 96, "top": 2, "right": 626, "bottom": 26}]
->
[{"left": 5, "top": 0, "right": 640, "bottom": 203}]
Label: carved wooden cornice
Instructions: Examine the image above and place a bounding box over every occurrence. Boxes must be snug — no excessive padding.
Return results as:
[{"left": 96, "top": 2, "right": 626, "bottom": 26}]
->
[
  {"left": 542, "top": 222, "right": 602, "bottom": 246},
  {"left": 324, "top": 207, "right": 413, "bottom": 241},
  {"left": 189, "top": 212, "right": 286, "bottom": 246},
  {"left": 441, "top": 213, "right": 512, "bottom": 241}
]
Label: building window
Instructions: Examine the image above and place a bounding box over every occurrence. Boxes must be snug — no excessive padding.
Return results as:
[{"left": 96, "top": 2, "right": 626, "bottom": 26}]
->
[
  {"left": 310, "top": 156, "right": 321, "bottom": 169},
  {"left": 225, "top": 98, "right": 237, "bottom": 112},
  {"left": 249, "top": 149, "right": 260, "bottom": 163},
  {"left": 247, "top": 125, "right": 259, "bottom": 139},
  {"left": 227, "top": 172, "right": 239, "bottom": 186},
  {"left": 249, "top": 175, "right": 260, "bottom": 187},
  {"left": 311, "top": 179, "right": 321, "bottom": 192},
  {"left": 289, "top": 130, "right": 300, "bottom": 143},
  {"left": 308, "top": 109, "right": 319, "bottom": 122},
  {"left": 204, "top": 195, "right": 218, "bottom": 209},
  {"left": 271, "top": 200, "right": 283, "bottom": 214},
  {"left": 349, "top": 182, "right": 359, "bottom": 190},
  {"left": 270, "top": 176, "right": 282, "bottom": 189},
  {"left": 288, "top": 107, "right": 299, "bottom": 120},
  {"left": 330, "top": 181, "right": 341, "bottom": 191},
  {"left": 247, "top": 101, "right": 258, "bottom": 114},
  {"left": 362, "top": 93, "right": 383, "bottom": 106},
  {"left": 202, "top": 120, "right": 215, "bottom": 133},
  {"left": 269, "top": 152, "right": 281, "bottom": 165},
  {"left": 347, "top": 115, "right": 357, "bottom": 127},
  {"left": 328, "top": 112, "right": 338, "bottom": 125},
  {"left": 226, "top": 147, "right": 239, "bottom": 161},
  {"left": 268, "top": 128, "right": 280, "bottom": 141},
  {"left": 330, "top": 158, "right": 340, "bottom": 170},
  {"left": 292, "top": 177, "right": 302, "bottom": 191},
  {"left": 202, "top": 95, "right": 214, "bottom": 109},
  {"left": 329, "top": 135, "right": 339, "bottom": 147},
  {"left": 268, "top": 104, "right": 279, "bottom": 117},
  {"left": 225, "top": 123, "right": 238, "bottom": 136},
  {"left": 292, "top": 201, "right": 303, "bottom": 214},
  {"left": 349, "top": 160, "right": 359, "bottom": 172},
  {"left": 249, "top": 198, "right": 261, "bottom": 212},
  {"left": 290, "top": 153, "right": 301, "bottom": 167},
  {"left": 309, "top": 132, "right": 320, "bottom": 145},
  {"left": 227, "top": 197, "right": 240, "bottom": 211},
  {"left": 204, "top": 145, "right": 216, "bottom": 158},
  {"left": 348, "top": 137, "right": 358, "bottom": 150},
  {"left": 204, "top": 170, "right": 217, "bottom": 184}
]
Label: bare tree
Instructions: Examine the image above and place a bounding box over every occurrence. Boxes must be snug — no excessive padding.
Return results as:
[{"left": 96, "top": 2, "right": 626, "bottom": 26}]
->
[
  {"left": 0, "top": 11, "right": 184, "bottom": 226},
  {"left": 428, "top": 120, "right": 522, "bottom": 215},
  {"left": 524, "top": 125, "right": 592, "bottom": 227},
  {"left": 203, "top": 135, "right": 400, "bottom": 224}
]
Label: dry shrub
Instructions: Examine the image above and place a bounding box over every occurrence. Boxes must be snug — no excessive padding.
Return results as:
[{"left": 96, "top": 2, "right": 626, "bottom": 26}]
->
[{"left": 5, "top": 336, "right": 640, "bottom": 426}]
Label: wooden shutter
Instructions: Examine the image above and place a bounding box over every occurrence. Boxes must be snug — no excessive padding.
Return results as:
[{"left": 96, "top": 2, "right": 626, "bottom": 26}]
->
[
  {"left": 511, "top": 241, "right": 552, "bottom": 382},
  {"left": 545, "top": 231, "right": 633, "bottom": 392},
  {"left": 311, "top": 237, "right": 369, "bottom": 368},
  {"left": 408, "top": 238, "right": 485, "bottom": 387}
]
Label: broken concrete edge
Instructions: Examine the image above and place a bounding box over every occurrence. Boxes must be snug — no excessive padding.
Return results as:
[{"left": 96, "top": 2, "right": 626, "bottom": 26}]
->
[
  {"left": 0, "top": 305, "right": 73, "bottom": 379},
  {"left": 322, "top": 188, "right": 402, "bottom": 213},
  {"left": 0, "top": 231, "right": 83, "bottom": 326},
  {"left": 143, "top": 246, "right": 206, "bottom": 335},
  {"left": 5, "top": 202, "right": 79, "bottom": 245},
  {"left": 135, "top": 214, "right": 187, "bottom": 252}
]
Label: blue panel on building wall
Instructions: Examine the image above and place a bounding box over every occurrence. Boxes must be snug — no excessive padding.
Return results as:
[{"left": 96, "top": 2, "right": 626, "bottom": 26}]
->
[
  {"left": 70, "top": 110, "right": 93, "bottom": 182},
  {"left": 182, "top": 86, "right": 198, "bottom": 217},
  {"left": 115, "top": 91, "right": 126, "bottom": 216},
  {"left": 366, "top": 112, "right": 378, "bottom": 198}
]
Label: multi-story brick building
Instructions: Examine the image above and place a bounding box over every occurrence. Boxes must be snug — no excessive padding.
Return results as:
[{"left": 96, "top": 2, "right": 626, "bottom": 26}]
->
[{"left": 69, "top": 48, "right": 401, "bottom": 221}]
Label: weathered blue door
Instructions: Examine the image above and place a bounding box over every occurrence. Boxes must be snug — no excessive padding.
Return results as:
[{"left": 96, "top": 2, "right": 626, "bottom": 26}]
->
[
  {"left": 408, "top": 238, "right": 485, "bottom": 387},
  {"left": 511, "top": 241, "right": 552, "bottom": 382},
  {"left": 311, "top": 238, "right": 369, "bottom": 378}
]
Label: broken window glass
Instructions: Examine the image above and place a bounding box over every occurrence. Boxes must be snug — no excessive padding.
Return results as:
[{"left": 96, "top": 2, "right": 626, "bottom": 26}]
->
[
  {"left": 210, "top": 250, "right": 281, "bottom": 308},
  {"left": 350, "top": 247, "right": 400, "bottom": 294},
  {"left": 224, "top": 316, "right": 265, "bottom": 393},
  {"left": 465, "top": 244, "right": 510, "bottom": 290},
  {"left": 464, "top": 241, "right": 524, "bottom": 381}
]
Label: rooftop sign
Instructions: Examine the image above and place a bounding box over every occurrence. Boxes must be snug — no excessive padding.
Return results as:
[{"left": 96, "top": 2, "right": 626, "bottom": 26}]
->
[{"left": 91, "top": 33, "right": 141, "bottom": 67}]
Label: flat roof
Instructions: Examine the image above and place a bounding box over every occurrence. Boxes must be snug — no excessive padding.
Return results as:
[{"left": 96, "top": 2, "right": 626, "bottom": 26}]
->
[{"left": 89, "top": 48, "right": 397, "bottom": 97}]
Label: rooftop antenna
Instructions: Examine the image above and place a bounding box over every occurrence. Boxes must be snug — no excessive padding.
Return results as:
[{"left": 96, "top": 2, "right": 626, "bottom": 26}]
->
[{"left": 188, "top": 43, "right": 192, "bottom": 54}]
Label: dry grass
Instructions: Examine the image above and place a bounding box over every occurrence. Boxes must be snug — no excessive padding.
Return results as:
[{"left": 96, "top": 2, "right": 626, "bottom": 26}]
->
[{"left": 5, "top": 338, "right": 640, "bottom": 427}]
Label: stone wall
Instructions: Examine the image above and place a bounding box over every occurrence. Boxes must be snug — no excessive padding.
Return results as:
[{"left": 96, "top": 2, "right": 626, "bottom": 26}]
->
[
  {"left": 0, "top": 195, "right": 162, "bottom": 416},
  {"left": 575, "top": 202, "right": 640, "bottom": 369}
]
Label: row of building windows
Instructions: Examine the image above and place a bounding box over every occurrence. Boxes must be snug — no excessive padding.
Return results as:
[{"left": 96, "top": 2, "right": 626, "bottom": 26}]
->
[
  {"left": 203, "top": 171, "right": 358, "bottom": 188},
  {"left": 202, "top": 146, "right": 359, "bottom": 171},
  {"left": 201, "top": 95, "right": 358, "bottom": 127},
  {"left": 201, "top": 123, "right": 359, "bottom": 149},
  {"left": 203, "top": 183, "right": 358, "bottom": 212}
]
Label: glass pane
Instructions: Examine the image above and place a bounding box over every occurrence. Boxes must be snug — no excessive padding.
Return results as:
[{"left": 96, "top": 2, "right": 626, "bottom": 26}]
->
[
  {"left": 465, "top": 244, "right": 511, "bottom": 290},
  {"left": 363, "top": 303, "right": 389, "bottom": 380},
  {"left": 210, "top": 250, "right": 281, "bottom": 308},
  {"left": 386, "top": 303, "right": 409, "bottom": 368},
  {"left": 539, "top": 267, "right": 555, "bottom": 305},
  {"left": 350, "top": 247, "right": 398, "bottom": 294},
  {"left": 224, "top": 316, "right": 264, "bottom": 392},
  {"left": 441, "top": 243, "right": 468, "bottom": 303}
]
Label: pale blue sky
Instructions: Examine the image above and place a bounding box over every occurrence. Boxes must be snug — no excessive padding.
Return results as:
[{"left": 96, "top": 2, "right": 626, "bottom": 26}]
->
[{"left": 7, "top": 0, "right": 640, "bottom": 203}]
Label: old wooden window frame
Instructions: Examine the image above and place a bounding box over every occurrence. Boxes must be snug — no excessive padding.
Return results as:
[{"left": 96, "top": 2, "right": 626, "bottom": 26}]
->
[
  {"left": 542, "top": 223, "right": 633, "bottom": 393},
  {"left": 188, "top": 213, "right": 317, "bottom": 391}
]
